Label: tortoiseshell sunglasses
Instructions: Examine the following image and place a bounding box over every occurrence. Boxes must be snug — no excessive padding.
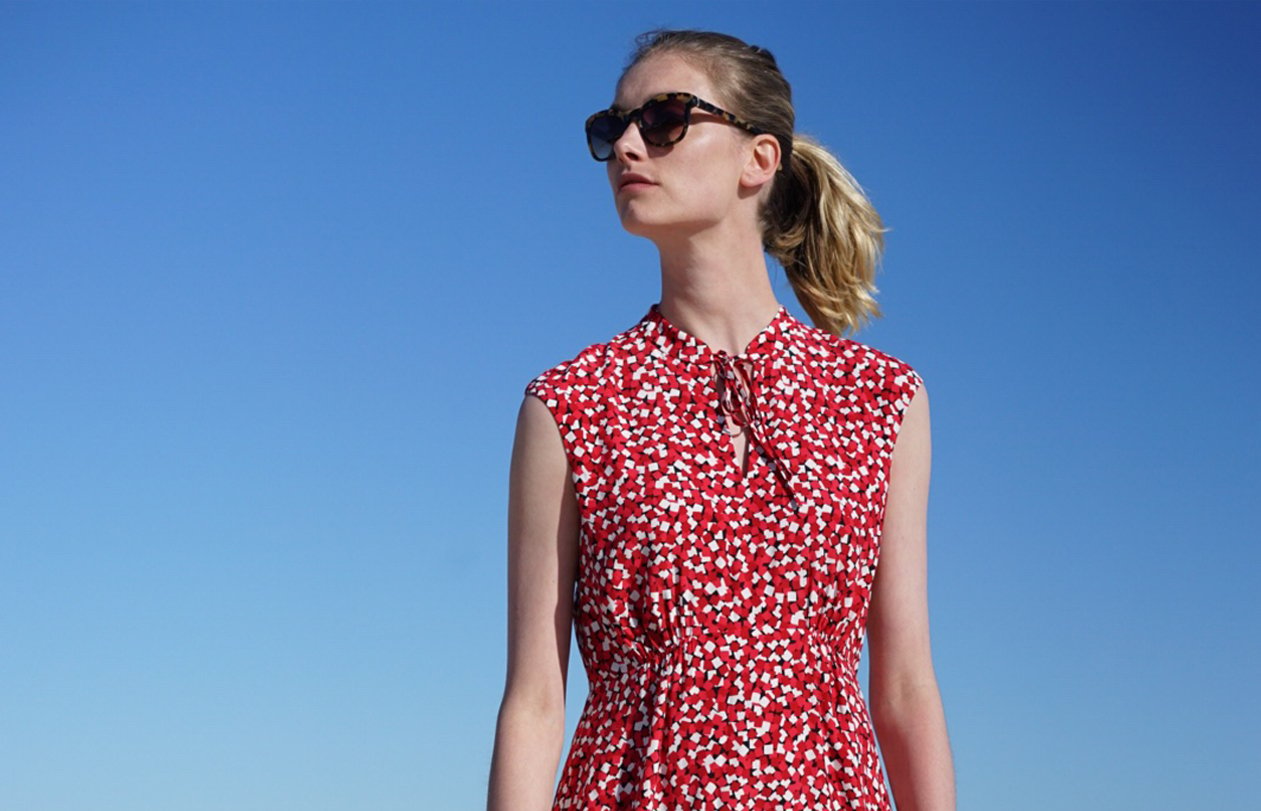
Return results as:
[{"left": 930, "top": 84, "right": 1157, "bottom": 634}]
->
[{"left": 585, "top": 92, "right": 769, "bottom": 162}]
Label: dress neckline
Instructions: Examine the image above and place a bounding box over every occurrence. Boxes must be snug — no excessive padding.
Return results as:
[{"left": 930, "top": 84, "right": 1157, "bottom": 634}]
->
[
  {"left": 639, "top": 299, "right": 803, "bottom": 509},
  {"left": 642, "top": 301, "right": 793, "bottom": 367}
]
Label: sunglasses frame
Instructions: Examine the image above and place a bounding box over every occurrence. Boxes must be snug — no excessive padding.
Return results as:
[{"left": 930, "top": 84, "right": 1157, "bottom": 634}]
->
[{"left": 585, "top": 91, "right": 770, "bottom": 162}]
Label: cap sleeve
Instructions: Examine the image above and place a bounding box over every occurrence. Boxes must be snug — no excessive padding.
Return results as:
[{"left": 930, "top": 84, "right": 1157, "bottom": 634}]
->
[
  {"left": 886, "top": 362, "right": 925, "bottom": 442},
  {"left": 523, "top": 363, "right": 599, "bottom": 498},
  {"left": 858, "top": 349, "right": 925, "bottom": 479}
]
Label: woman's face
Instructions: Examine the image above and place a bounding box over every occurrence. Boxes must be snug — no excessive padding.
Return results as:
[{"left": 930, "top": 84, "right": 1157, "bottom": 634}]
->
[{"left": 606, "top": 53, "right": 753, "bottom": 240}]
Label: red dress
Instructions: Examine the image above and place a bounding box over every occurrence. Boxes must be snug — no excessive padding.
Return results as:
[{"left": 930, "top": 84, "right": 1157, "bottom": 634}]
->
[{"left": 524, "top": 302, "right": 923, "bottom": 810}]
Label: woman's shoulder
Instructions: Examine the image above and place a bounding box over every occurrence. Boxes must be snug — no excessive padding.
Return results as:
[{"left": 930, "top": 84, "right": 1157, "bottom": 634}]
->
[
  {"left": 795, "top": 322, "right": 922, "bottom": 387},
  {"left": 845, "top": 338, "right": 921, "bottom": 386},
  {"left": 833, "top": 336, "right": 925, "bottom": 424},
  {"left": 523, "top": 311, "right": 649, "bottom": 398},
  {"left": 523, "top": 338, "right": 613, "bottom": 398}
]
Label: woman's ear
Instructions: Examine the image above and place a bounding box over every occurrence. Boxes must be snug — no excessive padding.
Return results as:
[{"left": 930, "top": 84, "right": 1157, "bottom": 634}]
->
[{"left": 740, "top": 133, "right": 782, "bottom": 190}]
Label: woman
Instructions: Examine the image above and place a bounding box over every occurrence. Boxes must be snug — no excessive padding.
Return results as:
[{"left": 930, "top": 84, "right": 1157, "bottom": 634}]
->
[{"left": 489, "top": 29, "right": 954, "bottom": 811}]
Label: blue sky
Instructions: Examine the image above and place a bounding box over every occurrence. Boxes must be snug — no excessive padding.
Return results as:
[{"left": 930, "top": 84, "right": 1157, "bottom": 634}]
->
[{"left": 1, "top": 2, "right": 1257, "bottom": 809}]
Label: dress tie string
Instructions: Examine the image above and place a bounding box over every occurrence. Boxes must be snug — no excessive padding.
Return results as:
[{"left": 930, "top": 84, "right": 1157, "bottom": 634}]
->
[{"left": 712, "top": 352, "right": 799, "bottom": 509}]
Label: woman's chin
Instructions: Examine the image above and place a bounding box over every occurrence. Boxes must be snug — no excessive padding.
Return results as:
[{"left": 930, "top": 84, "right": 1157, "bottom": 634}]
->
[
  {"left": 617, "top": 213, "right": 713, "bottom": 245},
  {"left": 617, "top": 213, "right": 658, "bottom": 238},
  {"left": 618, "top": 217, "right": 655, "bottom": 238},
  {"left": 616, "top": 206, "right": 682, "bottom": 239}
]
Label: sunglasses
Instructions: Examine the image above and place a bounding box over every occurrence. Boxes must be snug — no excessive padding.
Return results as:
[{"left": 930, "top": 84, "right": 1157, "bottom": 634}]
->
[{"left": 585, "top": 92, "right": 769, "bottom": 162}]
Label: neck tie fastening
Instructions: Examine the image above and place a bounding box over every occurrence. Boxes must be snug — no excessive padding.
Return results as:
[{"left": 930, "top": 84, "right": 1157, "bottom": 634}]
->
[
  {"left": 712, "top": 352, "right": 799, "bottom": 508},
  {"left": 714, "top": 352, "right": 759, "bottom": 435}
]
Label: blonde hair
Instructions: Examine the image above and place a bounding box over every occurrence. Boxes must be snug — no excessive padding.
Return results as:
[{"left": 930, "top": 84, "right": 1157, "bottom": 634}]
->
[{"left": 621, "top": 29, "right": 890, "bottom": 337}]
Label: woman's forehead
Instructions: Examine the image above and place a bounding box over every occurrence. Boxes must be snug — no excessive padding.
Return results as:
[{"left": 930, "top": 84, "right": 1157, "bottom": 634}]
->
[{"left": 612, "top": 53, "right": 716, "bottom": 110}]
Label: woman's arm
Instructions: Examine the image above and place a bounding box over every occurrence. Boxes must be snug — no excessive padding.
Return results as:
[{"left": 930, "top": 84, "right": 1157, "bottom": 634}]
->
[
  {"left": 867, "top": 384, "right": 956, "bottom": 811},
  {"left": 486, "top": 395, "right": 581, "bottom": 811}
]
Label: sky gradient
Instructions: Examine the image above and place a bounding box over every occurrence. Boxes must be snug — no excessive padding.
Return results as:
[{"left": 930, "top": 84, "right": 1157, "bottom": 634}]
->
[{"left": 2, "top": 2, "right": 1258, "bottom": 809}]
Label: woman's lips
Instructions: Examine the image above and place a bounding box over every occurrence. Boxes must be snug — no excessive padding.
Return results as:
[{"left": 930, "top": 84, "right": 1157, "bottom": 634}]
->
[{"left": 617, "top": 174, "right": 654, "bottom": 192}]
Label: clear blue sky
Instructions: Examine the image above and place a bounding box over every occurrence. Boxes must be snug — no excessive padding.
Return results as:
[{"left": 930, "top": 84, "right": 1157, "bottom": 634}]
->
[{"left": 2, "top": 2, "right": 1257, "bottom": 809}]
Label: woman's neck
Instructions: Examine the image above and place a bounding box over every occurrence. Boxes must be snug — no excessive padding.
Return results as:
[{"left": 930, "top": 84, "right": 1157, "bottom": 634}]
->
[{"left": 651, "top": 220, "right": 782, "bottom": 356}]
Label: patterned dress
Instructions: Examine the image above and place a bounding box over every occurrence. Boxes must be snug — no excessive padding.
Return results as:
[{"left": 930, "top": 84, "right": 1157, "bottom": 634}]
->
[{"left": 523, "top": 301, "right": 923, "bottom": 810}]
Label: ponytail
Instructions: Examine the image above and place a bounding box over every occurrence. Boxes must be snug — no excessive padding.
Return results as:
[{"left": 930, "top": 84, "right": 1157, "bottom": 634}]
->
[{"left": 763, "top": 134, "right": 889, "bottom": 338}]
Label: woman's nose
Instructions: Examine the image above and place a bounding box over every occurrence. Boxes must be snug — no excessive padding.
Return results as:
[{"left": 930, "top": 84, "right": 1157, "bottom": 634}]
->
[{"left": 610, "top": 119, "right": 646, "bottom": 163}]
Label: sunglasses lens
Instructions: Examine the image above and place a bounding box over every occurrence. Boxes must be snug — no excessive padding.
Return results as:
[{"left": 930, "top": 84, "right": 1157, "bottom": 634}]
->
[
  {"left": 639, "top": 97, "right": 690, "bottom": 146},
  {"left": 587, "top": 113, "right": 626, "bottom": 161},
  {"left": 585, "top": 96, "right": 693, "bottom": 160}
]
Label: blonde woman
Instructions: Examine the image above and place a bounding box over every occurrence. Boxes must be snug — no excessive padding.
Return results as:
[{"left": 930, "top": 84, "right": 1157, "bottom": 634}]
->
[{"left": 490, "top": 28, "right": 954, "bottom": 811}]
